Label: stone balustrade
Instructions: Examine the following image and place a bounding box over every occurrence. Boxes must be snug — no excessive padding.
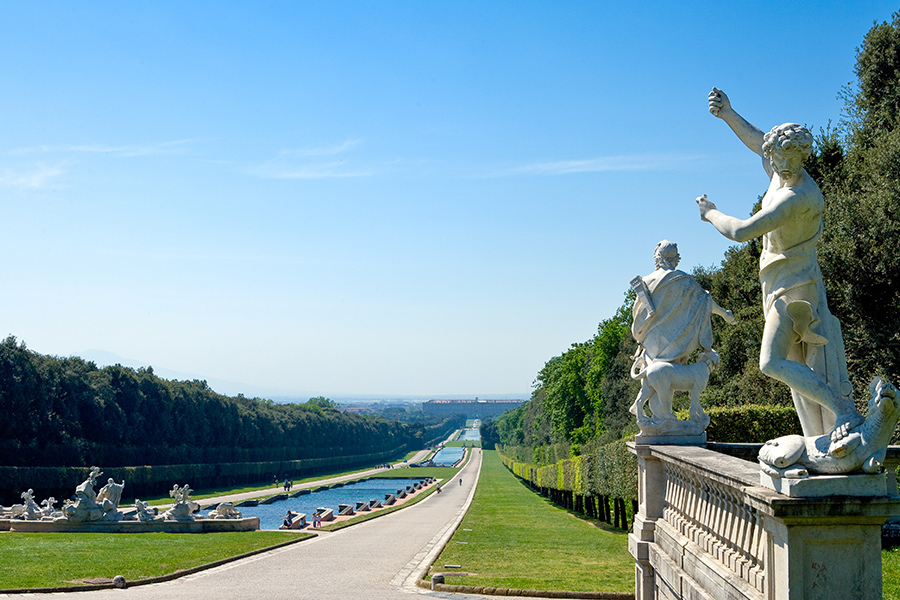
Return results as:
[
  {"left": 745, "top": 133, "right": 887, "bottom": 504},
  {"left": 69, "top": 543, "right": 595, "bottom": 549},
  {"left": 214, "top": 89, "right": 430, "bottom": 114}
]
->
[{"left": 629, "top": 443, "right": 900, "bottom": 600}]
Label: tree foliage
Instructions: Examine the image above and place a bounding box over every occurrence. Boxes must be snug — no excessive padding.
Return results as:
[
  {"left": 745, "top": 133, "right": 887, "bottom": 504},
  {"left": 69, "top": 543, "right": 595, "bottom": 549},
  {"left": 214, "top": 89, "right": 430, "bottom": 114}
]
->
[{"left": 0, "top": 337, "right": 463, "bottom": 467}]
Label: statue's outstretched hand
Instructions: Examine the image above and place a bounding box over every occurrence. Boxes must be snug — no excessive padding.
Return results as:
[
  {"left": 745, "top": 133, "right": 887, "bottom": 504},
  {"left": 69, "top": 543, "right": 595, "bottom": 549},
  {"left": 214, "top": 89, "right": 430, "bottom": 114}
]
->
[
  {"left": 696, "top": 194, "right": 716, "bottom": 222},
  {"left": 723, "top": 310, "right": 736, "bottom": 324},
  {"left": 708, "top": 87, "right": 731, "bottom": 117}
]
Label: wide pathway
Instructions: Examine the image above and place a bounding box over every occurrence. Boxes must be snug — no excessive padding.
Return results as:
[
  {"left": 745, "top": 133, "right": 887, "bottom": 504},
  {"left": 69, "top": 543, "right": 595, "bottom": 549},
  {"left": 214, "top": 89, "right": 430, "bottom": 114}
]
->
[{"left": 3, "top": 449, "right": 489, "bottom": 600}]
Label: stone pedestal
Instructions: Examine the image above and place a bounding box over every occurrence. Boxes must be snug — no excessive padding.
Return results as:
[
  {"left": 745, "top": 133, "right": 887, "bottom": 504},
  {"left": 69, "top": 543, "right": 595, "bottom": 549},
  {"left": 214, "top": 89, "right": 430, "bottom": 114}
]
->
[
  {"left": 628, "top": 443, "right": 900, "bottom": 600},
  {"left": 760, "top": 470, "right": 890, "bottom": 497},
  {"left": 634, "top": 432, "right": 706, "bottom": 446}
]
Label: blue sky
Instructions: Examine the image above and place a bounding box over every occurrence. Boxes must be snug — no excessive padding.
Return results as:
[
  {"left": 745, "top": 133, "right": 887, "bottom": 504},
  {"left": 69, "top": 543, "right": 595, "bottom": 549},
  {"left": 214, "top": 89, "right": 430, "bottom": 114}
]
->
[{"left": 1, "top": 2, "right": 896, "bottom": 398}]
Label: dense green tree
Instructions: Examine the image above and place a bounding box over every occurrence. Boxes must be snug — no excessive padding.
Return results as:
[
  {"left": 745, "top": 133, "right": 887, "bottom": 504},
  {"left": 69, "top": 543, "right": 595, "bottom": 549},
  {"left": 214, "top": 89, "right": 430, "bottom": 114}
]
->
[
  {"left": 0, "top": 336, "right": 461, "bottom": 467},
  {"left": 817, "top": 10, "right": 900, "bottom": 402},
  {"left": 305, "top": 396, "right": 340, "bottom": 411}
]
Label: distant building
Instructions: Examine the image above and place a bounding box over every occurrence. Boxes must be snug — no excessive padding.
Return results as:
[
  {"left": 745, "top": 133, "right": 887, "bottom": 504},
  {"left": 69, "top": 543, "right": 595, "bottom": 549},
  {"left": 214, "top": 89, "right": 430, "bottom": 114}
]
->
[{"left": 422, "top": 398, "right": 525, "bottom": 419}]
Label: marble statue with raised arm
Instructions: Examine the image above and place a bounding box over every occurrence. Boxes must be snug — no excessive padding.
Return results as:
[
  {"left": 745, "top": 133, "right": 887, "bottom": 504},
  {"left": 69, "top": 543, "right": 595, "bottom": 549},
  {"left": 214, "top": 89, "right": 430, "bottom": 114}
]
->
[
  {"left": 697, "top": 87, "right": 864, "bottom": 449},
  {"left": 629, "top": 240, "right": 735, "bottom": 441},
  {"left": 96, "top": 478, "right": 125, "bottom": 510}
]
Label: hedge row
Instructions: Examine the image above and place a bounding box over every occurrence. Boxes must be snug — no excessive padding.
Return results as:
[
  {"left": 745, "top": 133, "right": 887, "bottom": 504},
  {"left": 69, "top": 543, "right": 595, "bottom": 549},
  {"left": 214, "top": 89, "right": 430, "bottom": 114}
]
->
[
  {"left": 703, "top": 404, "right": 802, "bottom": 443},
  {"left": 497, "top": 439, "right": 638, "bottom": 530},
  {"left": 0, "top": 445, "right": 408, "bottom": 505},
  {"left": 499, "top": 440, "right": 636, "bottom": 499}
]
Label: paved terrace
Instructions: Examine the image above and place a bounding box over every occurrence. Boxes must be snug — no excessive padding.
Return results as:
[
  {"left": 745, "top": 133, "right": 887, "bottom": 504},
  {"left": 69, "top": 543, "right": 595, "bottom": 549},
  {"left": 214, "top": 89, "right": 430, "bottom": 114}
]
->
[{"left": 1, "top": 449, "right": 491, "bottom": 600}]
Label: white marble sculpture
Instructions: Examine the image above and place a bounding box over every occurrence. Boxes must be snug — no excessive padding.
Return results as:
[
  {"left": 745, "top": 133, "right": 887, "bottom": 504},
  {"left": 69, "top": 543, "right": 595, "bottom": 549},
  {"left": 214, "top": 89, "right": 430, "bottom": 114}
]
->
[
  {"left": 134, "top": 499, "right": 162, "bottom": 522},
  {"left": 696, "top": 87, "right": 895, "bottom": 476},
  {"left": 60, "top": 466, "right": 123, "bottom": 522},
  {"left": 162, "top": 484, "right": 197, "bottom": 521},
  {"left": 759, "top": 377, "right": 900, "bottom": 477},
  {"left": 207, "top": 502, "right": 242, "bottom": 519},
  {"left": 1, "top": 491, "right": 59, "bottom": 520},
  {"left": 40, "top": 497, "right": 61, "bottom": 519},
  {"left": 18, "top": 489, "right": 42, "bottom": 520},
  {"left": 630, "top": 240, "right": 735, "bottom": 441},
  {"left": 96, "top": 478, "right": 125, "bottom": 509}
]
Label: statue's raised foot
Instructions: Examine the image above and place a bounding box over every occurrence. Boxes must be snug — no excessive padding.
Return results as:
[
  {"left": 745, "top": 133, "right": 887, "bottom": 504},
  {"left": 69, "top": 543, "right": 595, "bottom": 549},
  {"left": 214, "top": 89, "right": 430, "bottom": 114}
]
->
[{"left": 829, "top": 409, "right": 866, "bottom": 446}]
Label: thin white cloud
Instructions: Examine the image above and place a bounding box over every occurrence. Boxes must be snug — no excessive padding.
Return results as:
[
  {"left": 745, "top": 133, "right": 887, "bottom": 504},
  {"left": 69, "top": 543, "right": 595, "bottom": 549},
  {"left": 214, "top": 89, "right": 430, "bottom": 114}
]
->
[
  {"left": 8, "top": 139, "right": 195, "bottom": 158},
  {"left": 495, "top": 153, "right": 704, "bottom": 176},
  {"left": 250, "top": 139, "right": 374, "bottom": 179},
  {"left": 0, "top": 162, "right": 70, "bottom": 190},
  {"left": 253, "top": 161, "right": 376, "bottom": 180},
  {"left": 277, "top": 139, "right": 362, "bottom": 158}
]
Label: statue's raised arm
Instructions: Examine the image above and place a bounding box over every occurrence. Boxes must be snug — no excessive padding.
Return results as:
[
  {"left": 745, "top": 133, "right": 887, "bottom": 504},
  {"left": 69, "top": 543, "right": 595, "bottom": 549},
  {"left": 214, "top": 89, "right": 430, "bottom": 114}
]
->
[
  {"left": 708, "top": 87, "right": 766, "bottom": 160},
  {"left": 696, "top": 88, "right": 873, "bottom": 470}
]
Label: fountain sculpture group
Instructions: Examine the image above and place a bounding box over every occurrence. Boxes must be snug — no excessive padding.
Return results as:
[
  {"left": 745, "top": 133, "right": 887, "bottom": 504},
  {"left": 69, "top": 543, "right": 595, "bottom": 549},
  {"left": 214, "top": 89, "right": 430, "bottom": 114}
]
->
[
  {"left": 0, "top": 467, "right": 257, "bottom": 533},
  {"left": 628, "top": 88, "right": 900, "bottom": 600}
]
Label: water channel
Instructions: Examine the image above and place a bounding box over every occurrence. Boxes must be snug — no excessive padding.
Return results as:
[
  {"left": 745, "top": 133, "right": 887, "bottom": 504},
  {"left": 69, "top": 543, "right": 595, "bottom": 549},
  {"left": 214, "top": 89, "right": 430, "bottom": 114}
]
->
[
  {"left": 429, "top": 447, "right": 465, "bottom": 466},
  {"left": 227, "top": 477, "right": 426, "bottom": 530},
  {"left": 457, "top": 428, "right": 481, "bottom": 441}
]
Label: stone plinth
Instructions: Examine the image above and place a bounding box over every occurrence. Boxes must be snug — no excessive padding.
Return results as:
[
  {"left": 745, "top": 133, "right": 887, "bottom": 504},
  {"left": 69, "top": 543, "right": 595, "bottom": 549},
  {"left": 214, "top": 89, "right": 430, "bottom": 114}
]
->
[
  {"left": 629, "top": 443, "right": 900, "bottom": 600},
  {"left": 2, "top": 516, "right": 259, "bottom": 533},
  {"left": 760, "top": 470, "right": 890, "bottom": 497},
  {"left": 634, "top": 432, "right": 706, "bottom": 446}
]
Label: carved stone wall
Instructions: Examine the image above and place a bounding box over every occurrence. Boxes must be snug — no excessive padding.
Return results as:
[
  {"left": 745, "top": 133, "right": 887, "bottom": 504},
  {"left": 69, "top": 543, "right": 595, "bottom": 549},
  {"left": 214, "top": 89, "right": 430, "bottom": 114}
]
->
[{"left": 629, "top": 444, "right": 900, "bottom": 600}]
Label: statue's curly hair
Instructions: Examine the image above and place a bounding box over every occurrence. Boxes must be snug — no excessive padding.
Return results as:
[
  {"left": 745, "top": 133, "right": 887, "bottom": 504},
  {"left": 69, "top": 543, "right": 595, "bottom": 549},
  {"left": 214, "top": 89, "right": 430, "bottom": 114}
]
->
[
  {"left": 762, "top": 123, "right": 813, "bottom": 161},
  {"left": 654, "top": 240, "right": 680, "bottom": 270}
]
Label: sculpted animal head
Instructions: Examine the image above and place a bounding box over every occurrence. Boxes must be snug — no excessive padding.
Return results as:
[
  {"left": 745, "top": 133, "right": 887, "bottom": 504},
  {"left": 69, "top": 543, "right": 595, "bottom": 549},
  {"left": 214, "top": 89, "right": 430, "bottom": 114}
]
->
[
  {"left": 698, "top": 350, "right": 720, "bottom": 373},
  {"left": 868, "top": 377, "right": 899, "bottom": 424}
]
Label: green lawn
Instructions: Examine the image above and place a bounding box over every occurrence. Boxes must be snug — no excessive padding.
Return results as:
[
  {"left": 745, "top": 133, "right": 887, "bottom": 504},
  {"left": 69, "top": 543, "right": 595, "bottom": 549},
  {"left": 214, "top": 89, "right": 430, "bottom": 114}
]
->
[
  {"left": 445, "top": 439, "right": 481, "bottom": 448},
  {"left": 0, "top": 531, "right": 304, "bottom": 590},
  {"left": 427, "top": 449, "right": 633, "bottom": 594},
  {"left": 368, "top": 466, "right": 459, "bottom": 479},
  {"left": 885, "top": 547, "right": 900, "bottom": 600},
  {"left": 142, "top": 459, "right": 418, "bottom": 505}
]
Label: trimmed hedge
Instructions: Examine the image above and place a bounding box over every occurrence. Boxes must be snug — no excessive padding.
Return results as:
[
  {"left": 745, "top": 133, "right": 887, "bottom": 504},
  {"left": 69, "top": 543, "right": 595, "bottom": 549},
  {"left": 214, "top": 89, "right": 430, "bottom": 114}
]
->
[
  {"left": 498, "top": 439, "right": 638, "bottom": 530},
  {"left": 495, "top": 403, "right": 804, "bottom": 531},
  {"left": 691, "top": 404, "right": 802, "bottom": 443},
  {"left": 0, "top": 446, "right": 408, "bottom": 505}
]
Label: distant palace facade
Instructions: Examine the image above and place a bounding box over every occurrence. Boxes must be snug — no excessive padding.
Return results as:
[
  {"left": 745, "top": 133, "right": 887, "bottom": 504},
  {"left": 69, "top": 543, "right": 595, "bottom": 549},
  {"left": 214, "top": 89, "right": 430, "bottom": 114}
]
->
[{"left": 422, "top": 398, "right": 525, "bottom": 419}]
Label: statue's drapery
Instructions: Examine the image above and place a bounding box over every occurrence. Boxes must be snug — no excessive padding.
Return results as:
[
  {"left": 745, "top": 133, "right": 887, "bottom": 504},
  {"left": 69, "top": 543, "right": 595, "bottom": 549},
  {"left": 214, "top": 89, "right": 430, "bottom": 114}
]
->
[{"left": 632, "top": 270, "right": 714, "bottom": 364}]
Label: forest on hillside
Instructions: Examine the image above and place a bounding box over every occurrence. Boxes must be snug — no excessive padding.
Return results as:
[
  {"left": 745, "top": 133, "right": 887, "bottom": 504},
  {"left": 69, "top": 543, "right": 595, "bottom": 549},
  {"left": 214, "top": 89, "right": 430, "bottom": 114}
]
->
[
  {"left": 485, "top": 12, "right": 900, "bottom": 466},
  {"left": 0, "top": 336, "right": 463, "bottom": 468}
]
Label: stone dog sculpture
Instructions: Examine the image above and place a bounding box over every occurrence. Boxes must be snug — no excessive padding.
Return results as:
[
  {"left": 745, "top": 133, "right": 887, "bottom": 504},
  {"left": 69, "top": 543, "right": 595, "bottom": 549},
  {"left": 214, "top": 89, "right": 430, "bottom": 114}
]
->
[
  {"left": 630, "top": 350, "right": 719, "bottom": 431},
  {"left": 759, "top": 377, "right": 899, "bottom": 478}
]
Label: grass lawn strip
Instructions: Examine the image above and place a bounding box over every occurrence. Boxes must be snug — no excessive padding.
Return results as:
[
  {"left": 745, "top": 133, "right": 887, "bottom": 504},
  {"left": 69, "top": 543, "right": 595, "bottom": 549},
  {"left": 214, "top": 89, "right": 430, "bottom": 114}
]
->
[
  {"left": 144, "top": 458, "right": 419, "bottom": 506},
  {"left": 884, "top": 547, "right": 900, "bottom": 600},
  {"left": 0, "top": 531, "right": 309, "bottom": 591},
  {"left": 320, "top": 450, "right": 472, "bottom": 531},
  {"left": 426, "top": 450, "right": 633, "bottom": 595}
]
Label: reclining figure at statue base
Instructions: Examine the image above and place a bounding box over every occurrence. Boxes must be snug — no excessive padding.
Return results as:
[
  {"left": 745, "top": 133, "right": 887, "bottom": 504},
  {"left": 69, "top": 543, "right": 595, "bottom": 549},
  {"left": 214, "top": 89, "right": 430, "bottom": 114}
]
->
[{"left": 759, "top": 377, "right": 899, "bottom": 478}]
